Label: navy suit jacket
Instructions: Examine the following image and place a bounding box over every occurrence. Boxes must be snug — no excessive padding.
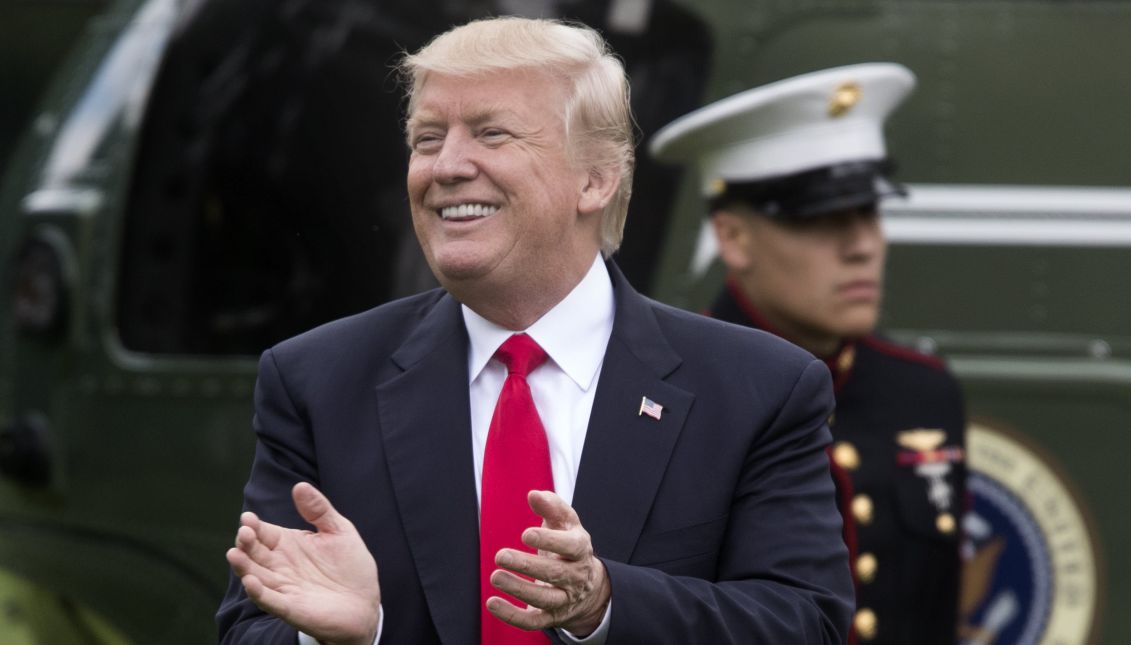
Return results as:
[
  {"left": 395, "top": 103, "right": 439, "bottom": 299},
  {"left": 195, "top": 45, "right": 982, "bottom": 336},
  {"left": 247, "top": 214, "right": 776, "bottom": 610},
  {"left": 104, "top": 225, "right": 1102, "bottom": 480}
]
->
[{"left": 217, "top": 263, "right": 854, "bottom": 644}]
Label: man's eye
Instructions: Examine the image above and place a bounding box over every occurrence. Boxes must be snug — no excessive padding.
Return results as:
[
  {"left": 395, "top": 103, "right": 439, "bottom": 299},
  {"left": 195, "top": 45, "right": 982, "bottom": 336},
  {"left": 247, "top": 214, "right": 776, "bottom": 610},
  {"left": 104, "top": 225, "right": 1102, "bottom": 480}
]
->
[
  {"left": 481, "top": 128, "right": 509, "bottom": 141},
  {"left": 412, "top": 134, "right": 443, "bottom": 151}
]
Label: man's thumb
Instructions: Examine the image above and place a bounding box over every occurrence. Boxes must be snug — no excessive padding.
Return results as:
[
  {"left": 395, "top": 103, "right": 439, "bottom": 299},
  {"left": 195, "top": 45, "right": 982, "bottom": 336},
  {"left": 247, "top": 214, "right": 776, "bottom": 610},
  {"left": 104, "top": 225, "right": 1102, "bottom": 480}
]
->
[
  {"left": 293, "top": 482, "right": 346, "bottom": 533},
  {"left": 529, "top": 489, "right": 576, "bottom": 530}
]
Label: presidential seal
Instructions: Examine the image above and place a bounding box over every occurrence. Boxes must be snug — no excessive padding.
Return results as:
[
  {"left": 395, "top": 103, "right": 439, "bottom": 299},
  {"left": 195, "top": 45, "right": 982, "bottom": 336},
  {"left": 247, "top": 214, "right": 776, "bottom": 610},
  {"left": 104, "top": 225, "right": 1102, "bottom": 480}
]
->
[{"left": 960, "top": 423, "right": 1101, "bottom": 645}]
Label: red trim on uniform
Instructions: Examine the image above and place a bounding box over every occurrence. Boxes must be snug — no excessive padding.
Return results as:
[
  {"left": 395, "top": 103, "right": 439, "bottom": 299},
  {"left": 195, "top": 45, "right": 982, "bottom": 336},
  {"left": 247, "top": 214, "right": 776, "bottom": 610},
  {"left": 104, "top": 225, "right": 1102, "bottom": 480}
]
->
[
  {"left": 725, "top": 275, "right": 858, "bottom": 391},
  {"left": 828, "top": 455, "right": 858, "bottom": 564},
  {"left": 896, "top": 447, "right": 965, "bottom": 466},
  {"left": 726, "top": 279, "right": 862, "bottom": 640},
  {"left": 725, "top": 275, "right": 785, "bottom": 336},
  {"left": 825, "top": 447, "right": 859, "bottom": 645},
  {"left": 860, "top": 335, "right": 946, "bottom": 371}
]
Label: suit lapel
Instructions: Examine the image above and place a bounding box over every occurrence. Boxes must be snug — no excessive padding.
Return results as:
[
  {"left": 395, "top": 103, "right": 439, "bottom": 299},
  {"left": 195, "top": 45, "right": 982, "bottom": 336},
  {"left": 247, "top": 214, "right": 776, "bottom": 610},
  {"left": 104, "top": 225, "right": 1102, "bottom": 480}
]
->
[
  {"left": 376, "top": 294, "right": 479, "bottom": 645},
  {"left": 374, "top": 267, "right": 693, "bottom": 639},
  {"left": 571, "top": 264, "right": 694, "bottom": 563}
]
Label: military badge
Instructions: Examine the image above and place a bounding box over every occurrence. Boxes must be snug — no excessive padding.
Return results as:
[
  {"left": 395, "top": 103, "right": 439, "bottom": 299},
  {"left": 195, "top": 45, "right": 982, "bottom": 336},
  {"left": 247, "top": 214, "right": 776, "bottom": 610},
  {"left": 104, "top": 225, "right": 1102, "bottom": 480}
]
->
[{"left": 897, "top": 428, "right": 965, "bottom": 512}]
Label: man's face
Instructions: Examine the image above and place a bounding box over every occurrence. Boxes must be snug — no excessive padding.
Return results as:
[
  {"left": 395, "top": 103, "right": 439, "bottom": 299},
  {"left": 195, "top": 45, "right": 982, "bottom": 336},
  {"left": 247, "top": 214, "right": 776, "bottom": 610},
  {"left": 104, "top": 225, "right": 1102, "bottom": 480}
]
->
[
  {"left": 405, "top": 69, "right": 603, "bottom": 301},
  {"left": 716, "top": 206, "right": 887, "bottom": 350}
]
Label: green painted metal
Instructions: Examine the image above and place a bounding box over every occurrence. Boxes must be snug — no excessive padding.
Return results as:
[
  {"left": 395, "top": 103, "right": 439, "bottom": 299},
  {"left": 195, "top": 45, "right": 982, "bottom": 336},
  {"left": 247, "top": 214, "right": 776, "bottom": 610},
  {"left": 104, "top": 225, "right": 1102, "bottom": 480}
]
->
[
  {"left": 655, "top": 2, "right": 1131, "bottom": 643},
  {"left": 1, "top": 1, "right": 254, "bottom": 641}
]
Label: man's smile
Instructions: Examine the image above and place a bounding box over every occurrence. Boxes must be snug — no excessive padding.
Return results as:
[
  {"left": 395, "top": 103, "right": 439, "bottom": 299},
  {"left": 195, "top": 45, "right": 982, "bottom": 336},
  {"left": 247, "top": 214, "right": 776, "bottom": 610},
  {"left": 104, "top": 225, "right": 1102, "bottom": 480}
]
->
[{"left": 439, "top": 203, "right": 500, "bottom": 221}]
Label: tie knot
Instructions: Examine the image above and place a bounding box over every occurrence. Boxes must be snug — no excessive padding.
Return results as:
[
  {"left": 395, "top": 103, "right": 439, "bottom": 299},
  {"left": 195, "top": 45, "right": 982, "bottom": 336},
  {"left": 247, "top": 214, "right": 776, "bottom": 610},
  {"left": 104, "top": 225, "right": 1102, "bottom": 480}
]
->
[{"left": 495, "top": 334, "right": 548, "bottom": 377}]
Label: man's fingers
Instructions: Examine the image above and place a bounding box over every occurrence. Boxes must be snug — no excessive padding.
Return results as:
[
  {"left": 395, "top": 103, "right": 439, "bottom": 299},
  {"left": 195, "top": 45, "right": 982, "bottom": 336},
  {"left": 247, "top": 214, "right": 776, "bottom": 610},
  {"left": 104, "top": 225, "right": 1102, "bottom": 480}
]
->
[
  {"left": 485, "top": 595, "right": 552, "bottom": 631},
  {"left": 239, "top": 511, "right": 261, "bottom": 531},
  {"left": 227, "top": 547, "right": 288, "bottom": 590},
  {"left": 235, "top": 524, "right": 255, "bottom": 551},
  {"left": 497, "top": 549, "right": 573, "bottom": 587},
  {"left": 522, "top": 527, "right": 590, "bottom": 561},
  {"left": 234, "top": 521, "right": 298, "bottom": 586},
  {"left": 491, "top": 569, "right": 569, "bottom": 609},
  {"left": 242, "top": 511, "right": 288, "bottom": 551},
  {"left": 226, "top": 546, "right": 251, "bottom": 575},
  {"left": 292, "top": 482, "right": 347, "bottom": 534},
  {"left": 241, "top": 573, "right": 293, "bottom": 622},
  {"left": 235, "top": 524, "right": 275, "bottom": 563},
  {"left": 227, "top": 545, "right": 271, "bottom": 580},
  {"left": 527, "top": 490, "right": 577, "bottom": 530}
]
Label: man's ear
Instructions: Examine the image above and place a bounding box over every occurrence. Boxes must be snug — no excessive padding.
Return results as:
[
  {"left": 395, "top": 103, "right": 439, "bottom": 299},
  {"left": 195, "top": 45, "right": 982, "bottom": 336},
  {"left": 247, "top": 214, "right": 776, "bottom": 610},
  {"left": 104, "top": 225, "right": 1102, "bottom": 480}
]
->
[
  {"left": 712, "top": 210, "right": 755, "bottom": 272},
  {"left": 578, "top": 167, "right": 621, "bottom": 215}
]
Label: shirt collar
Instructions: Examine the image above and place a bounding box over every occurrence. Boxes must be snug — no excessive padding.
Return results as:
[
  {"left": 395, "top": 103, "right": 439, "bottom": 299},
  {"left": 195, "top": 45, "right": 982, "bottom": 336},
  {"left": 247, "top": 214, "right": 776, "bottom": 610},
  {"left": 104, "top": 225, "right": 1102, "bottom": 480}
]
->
[{"left": 463, "top": 255, "right": 614, "bottom": 391}]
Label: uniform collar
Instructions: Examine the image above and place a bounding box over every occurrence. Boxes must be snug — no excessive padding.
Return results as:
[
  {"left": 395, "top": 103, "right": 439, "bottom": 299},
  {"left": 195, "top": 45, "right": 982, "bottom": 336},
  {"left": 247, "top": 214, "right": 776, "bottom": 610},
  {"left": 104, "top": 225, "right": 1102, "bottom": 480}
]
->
[{"left": 721, "top": 274, "right": 857, "bottom": 389}]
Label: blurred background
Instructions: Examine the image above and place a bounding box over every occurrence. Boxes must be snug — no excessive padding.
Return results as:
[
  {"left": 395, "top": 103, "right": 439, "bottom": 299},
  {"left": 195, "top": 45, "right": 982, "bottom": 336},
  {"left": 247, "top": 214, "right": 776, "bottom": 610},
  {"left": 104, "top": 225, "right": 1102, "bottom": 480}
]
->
[{"left": 1, "top": 0, "right": 1128, "bottom": 642}]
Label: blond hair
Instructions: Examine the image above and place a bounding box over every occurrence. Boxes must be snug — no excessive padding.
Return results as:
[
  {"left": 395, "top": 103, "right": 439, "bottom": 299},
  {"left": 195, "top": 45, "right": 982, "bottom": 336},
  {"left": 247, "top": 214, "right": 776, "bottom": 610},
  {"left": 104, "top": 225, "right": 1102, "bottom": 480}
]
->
[{"left": 399, "top": 16, "right": 635, "bottom": 257}]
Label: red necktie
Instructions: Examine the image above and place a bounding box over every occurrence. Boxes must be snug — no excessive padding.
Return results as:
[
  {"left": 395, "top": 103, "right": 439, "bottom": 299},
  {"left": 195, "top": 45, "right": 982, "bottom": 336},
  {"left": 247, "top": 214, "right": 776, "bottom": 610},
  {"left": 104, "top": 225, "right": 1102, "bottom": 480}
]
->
[{"left": 480, "top": 334, "right": 553, "bottom": 645}]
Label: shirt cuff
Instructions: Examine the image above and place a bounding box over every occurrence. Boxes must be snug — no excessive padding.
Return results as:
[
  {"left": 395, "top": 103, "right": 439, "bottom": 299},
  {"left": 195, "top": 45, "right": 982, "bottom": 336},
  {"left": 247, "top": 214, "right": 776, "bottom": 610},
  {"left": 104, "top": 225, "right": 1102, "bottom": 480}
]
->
[
  {"left": 555, "top": 598, "right": 611, "bottom": 645},
  {"left": 297, "top": 604, "right": 383, "bottom": 645}
]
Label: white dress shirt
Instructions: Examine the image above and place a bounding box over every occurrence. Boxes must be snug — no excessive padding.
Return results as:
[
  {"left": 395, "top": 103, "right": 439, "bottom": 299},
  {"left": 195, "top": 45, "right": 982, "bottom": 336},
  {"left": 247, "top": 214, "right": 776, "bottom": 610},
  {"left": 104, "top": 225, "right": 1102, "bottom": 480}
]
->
[
  {"left": 462, "top": 254, "right": 614, "bottom": 644},
  {"left": 464, "top": 254, "right": 614, "bottom": 508},
  {"left": 302, "top": 255, "right": 614, "bottom": 645}
]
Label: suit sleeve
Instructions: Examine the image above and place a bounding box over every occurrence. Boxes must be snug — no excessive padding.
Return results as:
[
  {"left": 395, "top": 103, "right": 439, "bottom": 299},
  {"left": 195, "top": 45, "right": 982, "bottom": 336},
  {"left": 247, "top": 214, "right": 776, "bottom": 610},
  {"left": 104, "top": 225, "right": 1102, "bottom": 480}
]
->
[
  {"left": 601, "top": 359, "right": 855, "bottom": 644},
  {"left": 216, "top": 349, "right": 316, "bottom": 644}
]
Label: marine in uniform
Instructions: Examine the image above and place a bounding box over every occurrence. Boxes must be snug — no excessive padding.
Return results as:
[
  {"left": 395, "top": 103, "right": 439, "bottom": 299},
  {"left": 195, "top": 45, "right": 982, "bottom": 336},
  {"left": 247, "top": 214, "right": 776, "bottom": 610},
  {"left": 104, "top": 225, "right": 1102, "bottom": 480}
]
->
[{"left": 650, "top": 64, "right": 967, "bottom": 644}]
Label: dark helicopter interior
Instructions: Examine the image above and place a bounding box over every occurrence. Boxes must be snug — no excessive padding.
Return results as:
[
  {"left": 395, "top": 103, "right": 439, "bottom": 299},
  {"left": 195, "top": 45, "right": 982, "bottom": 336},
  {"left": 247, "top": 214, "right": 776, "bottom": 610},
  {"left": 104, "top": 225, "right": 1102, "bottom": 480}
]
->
[{"left": 116, "top": 0, "right": 711, "bottom": 355}]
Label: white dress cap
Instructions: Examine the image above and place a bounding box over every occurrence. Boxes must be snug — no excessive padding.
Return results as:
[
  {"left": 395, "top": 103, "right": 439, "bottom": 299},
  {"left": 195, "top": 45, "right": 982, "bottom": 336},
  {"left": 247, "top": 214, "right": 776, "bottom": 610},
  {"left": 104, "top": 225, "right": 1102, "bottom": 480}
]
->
[{"left": 649, "top": 63, "right": 916, "bottom": 196}]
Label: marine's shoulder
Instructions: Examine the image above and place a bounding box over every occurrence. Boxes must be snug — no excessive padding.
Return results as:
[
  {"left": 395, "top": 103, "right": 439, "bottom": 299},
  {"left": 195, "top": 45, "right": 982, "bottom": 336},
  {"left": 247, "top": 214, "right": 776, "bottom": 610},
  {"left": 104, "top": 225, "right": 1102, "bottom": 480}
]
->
[
  {"left": 646, "top": 296, "right": 817, "bottom": 368},
  {"left": 860, "top": 334, "right": 946, "bottom": 369},
  {"left": 855, "top": 334, "right": 960, "bottom": 390}
]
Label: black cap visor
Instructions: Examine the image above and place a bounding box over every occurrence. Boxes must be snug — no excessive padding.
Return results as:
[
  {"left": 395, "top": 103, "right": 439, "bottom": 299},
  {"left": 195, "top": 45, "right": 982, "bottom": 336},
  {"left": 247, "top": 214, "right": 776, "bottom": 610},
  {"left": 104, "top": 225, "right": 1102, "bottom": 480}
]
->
[{"left": 709, "top": 160, "right": 905, "bottom": 219}]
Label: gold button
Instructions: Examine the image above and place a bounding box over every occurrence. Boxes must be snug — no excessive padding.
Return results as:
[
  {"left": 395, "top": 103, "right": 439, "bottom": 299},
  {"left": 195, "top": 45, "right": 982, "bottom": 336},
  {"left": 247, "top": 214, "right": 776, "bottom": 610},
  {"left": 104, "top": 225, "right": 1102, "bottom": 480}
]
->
[
  {"left": 852, "top": 494, "right": 874, "bottom": 525},
  {"left": 854, "top": 608, "right": 877, "bottom": 640},
  {"left": 856, "top": 552, "right": 878, "bottom": 583},
  {"left": 937, "top": 512, "right": 956, "bottom": 534},
  {"left": 832, "top": 442, "right": 859, "bottom": 470}
]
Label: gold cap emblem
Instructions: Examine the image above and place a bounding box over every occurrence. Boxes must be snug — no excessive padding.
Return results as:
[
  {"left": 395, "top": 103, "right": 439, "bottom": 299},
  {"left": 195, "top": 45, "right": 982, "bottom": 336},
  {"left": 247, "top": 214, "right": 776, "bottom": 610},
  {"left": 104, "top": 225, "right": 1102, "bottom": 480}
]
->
[
  {"left": 829, "top": 82, "right": 861, "bottom": 118},
  {"left": 897, "top": 428, "right": 947, "bottom": 452},
  {"left": 706, "top": 177, "right": 727, "bottom": 197}
]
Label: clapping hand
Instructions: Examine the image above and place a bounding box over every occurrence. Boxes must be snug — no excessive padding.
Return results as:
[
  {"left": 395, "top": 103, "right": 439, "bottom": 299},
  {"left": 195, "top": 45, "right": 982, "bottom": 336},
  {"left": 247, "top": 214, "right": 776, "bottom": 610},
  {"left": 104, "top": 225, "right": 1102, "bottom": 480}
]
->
[
  {"left": 486, "top": 490, "right": 612, "bottom": 637},
  {"left": 226, "top": 483, "right": 381, "bottom": 645}
]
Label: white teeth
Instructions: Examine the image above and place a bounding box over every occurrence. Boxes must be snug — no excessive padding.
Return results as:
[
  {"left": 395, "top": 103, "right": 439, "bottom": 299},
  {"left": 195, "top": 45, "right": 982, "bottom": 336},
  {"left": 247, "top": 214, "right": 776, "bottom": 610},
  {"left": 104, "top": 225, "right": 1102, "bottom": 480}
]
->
[{"left": 440, "top": 204, "right": 498, "bottom": 219}]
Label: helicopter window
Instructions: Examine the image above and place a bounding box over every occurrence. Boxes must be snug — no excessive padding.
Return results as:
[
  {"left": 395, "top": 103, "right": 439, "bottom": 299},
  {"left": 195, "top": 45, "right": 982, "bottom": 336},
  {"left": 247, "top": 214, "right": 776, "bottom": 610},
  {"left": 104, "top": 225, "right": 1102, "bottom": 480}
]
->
[
  {"left": 116, "top": 0, "right": 711, "bottom": 355},
  {"left": 117, "top": 0, "right": 436, "bottom": 355}
]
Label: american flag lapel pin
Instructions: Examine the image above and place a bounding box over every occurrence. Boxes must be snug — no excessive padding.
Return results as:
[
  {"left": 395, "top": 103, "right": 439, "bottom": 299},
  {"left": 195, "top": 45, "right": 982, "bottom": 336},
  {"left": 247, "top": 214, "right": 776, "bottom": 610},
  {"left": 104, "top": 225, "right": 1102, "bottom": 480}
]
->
[{"left": 638, "top": 396, "right": 663, "bottom": 421}]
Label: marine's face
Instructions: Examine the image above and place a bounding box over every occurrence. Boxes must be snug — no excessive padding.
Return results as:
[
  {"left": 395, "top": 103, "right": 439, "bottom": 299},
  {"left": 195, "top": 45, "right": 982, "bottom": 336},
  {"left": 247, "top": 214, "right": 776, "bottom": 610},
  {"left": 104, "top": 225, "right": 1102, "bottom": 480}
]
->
[
  {"left": 716, "top": 205, "right": 887, "bottom": 352},
  {"left": 405, "top": 69, "right": 601, "bottom": 301}
]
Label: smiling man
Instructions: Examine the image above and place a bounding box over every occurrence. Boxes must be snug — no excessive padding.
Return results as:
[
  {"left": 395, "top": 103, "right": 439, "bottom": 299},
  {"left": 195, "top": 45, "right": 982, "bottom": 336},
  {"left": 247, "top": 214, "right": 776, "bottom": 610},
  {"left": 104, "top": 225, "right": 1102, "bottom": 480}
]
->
[
  {"left": 651, "top": 64, "right": 968, "bottom": 644},
  {"left": 218, "top": 17, "right": 852, "bottom": 645}
]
